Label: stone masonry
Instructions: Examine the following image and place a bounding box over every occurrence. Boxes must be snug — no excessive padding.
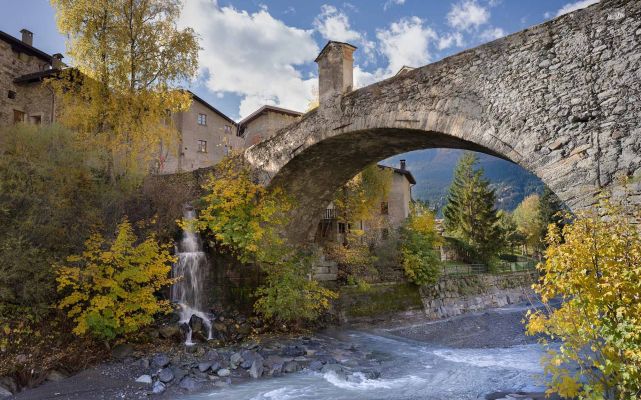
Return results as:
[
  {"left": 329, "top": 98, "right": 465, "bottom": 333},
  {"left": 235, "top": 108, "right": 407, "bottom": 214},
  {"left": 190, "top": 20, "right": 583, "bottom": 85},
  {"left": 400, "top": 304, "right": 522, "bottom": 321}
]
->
[{"left": 245, "top": 0, "right": 641, "bottom": 241}]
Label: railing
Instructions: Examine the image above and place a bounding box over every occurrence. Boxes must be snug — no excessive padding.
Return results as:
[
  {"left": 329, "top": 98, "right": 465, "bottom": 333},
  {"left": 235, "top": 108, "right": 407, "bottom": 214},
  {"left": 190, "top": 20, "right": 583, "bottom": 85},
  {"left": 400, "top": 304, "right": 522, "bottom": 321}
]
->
[
  {"left": 324, "top": 208, "right": 336, "bottom": 220},
  {"left": 440, "top": 260, "right": 538, "bottom": 276}
]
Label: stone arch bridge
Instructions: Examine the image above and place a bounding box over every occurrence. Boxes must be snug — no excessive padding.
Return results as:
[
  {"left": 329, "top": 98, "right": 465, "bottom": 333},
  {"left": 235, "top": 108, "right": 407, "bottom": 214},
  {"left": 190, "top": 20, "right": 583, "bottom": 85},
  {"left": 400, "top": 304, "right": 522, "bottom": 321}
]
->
[{"left": 244, "top": 0, "right": 641, "bottom": 240}]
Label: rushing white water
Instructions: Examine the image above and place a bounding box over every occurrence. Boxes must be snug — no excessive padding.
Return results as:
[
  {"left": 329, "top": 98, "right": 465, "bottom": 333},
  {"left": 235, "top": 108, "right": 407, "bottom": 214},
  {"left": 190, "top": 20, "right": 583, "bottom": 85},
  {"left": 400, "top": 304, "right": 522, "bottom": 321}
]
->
[
  {"left": 171, "top": 208, "right": 213, "bottom": 345},
  {"left": 180, "top": 329, "right": 548, "bottom": 400}
]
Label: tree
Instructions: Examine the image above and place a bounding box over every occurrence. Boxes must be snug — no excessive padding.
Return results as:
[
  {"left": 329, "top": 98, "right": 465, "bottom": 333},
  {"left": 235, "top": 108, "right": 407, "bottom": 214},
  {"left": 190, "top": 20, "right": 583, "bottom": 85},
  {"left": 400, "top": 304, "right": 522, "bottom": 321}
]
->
[
  {"left": 57, "top": 219, "right": 176, "bottom": 341},
  {"left": 539, "top": 186, "right": 565, "bottom": 230},
  {"left": 50, "top": 0, "right": 199, "bottom": 181},
  {"left": 442, "top": 152, "right": 502, "bottom": 263},
  {"left": 513, "top": 194, "right": 546, "bottom": 256},
  {"left": 497, "top": 210, "right": 525, "bottom": 253},
  {"left": 399, "top": 204, "right": 442, "bottom": 285},
  {"left": 526, "top": 200, "right": 641, "bottom": 399}
]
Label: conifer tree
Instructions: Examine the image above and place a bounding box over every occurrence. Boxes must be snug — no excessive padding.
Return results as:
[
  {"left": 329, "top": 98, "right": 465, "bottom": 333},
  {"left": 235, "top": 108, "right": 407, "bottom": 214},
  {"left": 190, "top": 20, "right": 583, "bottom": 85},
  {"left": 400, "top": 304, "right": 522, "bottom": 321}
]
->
[
  {"left": 539, "top": 186, "right": 565, "bottom": 230},
  {"left": 443, "top": 152, "right": 502, "bottom": 263}
]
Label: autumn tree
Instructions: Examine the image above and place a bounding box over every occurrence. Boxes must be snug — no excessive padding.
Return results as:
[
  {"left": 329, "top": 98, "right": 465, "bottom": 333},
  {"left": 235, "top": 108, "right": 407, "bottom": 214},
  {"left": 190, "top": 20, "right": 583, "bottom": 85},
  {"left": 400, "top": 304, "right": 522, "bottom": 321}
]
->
[
  {"left": 527, "top": 199, "right": 641, "bottom": 399},
  {"left": 539, "top": 186, "right": 565, "bottom": 231},
  {"left": 442, "top": 152, "right": 502, "bottom": 263},
  {"left": 399, "top": 203, "right": 442, "bottom": 285},
  {"left": 50, "top": 0, "right": 199, "bottom": 181},
  {"left": 513, "top": 194, "right": 546, "bottom": 256}
]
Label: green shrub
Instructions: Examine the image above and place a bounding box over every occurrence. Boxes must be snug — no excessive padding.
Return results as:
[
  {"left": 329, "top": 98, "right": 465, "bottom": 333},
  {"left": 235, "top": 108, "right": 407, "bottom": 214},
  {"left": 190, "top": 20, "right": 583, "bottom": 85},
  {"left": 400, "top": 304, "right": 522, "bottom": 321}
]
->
[{"left": 400, "top": 207, "right": 442, "bottom": 286}]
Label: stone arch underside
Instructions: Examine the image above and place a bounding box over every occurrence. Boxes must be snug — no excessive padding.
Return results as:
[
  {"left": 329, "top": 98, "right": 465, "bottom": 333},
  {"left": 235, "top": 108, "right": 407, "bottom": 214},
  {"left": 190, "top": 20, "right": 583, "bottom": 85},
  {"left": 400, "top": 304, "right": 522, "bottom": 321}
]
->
[{"left": 244, "top": 0, "right": 641, "bottom": 241}]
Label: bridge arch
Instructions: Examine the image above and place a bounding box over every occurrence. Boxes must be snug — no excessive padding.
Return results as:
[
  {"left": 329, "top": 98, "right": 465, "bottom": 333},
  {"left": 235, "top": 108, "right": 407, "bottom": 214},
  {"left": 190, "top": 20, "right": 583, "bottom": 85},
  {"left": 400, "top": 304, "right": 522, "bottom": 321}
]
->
[{"left": 245, "top": 0, "right": 641, "bottom": 240}]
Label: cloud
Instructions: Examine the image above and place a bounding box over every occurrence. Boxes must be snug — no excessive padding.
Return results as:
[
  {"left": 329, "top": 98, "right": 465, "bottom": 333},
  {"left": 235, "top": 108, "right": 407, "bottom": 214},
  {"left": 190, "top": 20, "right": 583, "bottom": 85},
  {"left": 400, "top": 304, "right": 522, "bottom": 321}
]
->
[
  {"left": 554, "top": 0, "right": 600, "bottom": 17},
  {"left": 376, "top": 17, "right": 438, "bottom": 74},
  {"left": 447, "top": 0, "right": 490, "bottom": 31},
  {"left": 479, "top": 26, "right": 506, "bottom": 41},
  {"left": 438, "top": 32, "right": 465, "bottom": 50},
  {"left": 179, "top": 0, "right": 319, "bottom": 119},
  {"left": 383, "top": 0, "right": 406, "bottom": 11},
  {"left": 313, "top": 5, "right": 374, "bottom": 58}
]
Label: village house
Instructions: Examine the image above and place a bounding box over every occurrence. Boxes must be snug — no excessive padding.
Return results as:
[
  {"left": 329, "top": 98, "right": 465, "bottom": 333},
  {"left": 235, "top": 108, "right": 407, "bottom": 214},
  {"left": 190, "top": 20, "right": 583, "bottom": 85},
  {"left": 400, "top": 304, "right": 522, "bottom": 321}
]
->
[{"left": 238, "top": 105, "right": 302, "bottom": 147}]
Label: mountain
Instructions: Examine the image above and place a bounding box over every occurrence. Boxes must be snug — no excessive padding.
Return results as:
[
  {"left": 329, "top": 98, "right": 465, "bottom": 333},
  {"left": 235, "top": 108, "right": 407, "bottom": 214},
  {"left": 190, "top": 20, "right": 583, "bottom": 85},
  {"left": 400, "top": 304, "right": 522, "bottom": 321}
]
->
[{"left": 382, "top": 149, "right": 545, "bottom": 214}]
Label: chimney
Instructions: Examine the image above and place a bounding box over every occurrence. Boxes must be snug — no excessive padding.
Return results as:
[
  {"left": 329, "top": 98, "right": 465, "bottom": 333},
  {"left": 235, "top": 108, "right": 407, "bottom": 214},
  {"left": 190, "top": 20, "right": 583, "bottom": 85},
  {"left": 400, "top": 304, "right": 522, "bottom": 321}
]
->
[
  {"left": 20, "top": 29, "right": 33, "bottom": 46},
  {"left": 400, "top": 160, "right": 406, "bottom": 171},
  {"left": 315, "top": 41, "right": 356, "bottom": 106},
  {"left": 52, "top": 53, "right": 64, "bottom": 69}
]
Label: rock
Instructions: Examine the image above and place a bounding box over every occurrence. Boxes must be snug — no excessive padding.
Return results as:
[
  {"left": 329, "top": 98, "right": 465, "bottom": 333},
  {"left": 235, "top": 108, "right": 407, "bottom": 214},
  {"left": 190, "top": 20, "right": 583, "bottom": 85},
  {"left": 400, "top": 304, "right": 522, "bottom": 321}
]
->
[
  {"left": 172, "top": 366, "right": 187, "bottom": 381},
  {"left": 321, "top": 364, "right": 344, "bottom": 374},
  {"left": 152, "top": 353, "right": 171, "bottom": 368},
  {"left": 111, "top": 343, "right": 134, "bottom": 359},
  {"left": 0, "top": 386, "right": 11, "bottom": 399},
  {"left": 197, "top": 362, "right": 212, "bottom": 372},
  {"left": 281, "top": 345, "right": 306, "bottom": 357},
  {"left": 0, "top": 377, "right": 17, "bottom": 394},
  {"left": 190, "top": 314, "right": 204, "bottom": 333},
  {"left": 158, "top": 368, "right": 174, "bottom": 383},
  {"left": 205, "top": 349, "right": 220, "bottom": 360},
  {"left": 217, "top": 368, "right": 231, "bottom": 377},
  {"left": 137, "top": 358, "right": 150, "bottom": 368},
  {"left": 309, "top": 360, "right": 324, "bottom": 371},
  {"left": 135, "top": 374, "right": 152, "bottom": 384},
  {"left": 45, "top": 370, "right": 67, "bottom": 382},
  {"left": 229, "top": 352, "right": 243, "bottom": 369},
  {"left": 249, "top": 360, "right": 264, "bottom": 379},
  {"left": 240, "top": 350, "right": 263, "bottom": 369},
  {"left": 209, "top": 361, "right": 221, "bottom": 373},
  {"left": 179, "top": 377, "right": 202, "bottom": 392},
  {"left": 283, "top": 361, "right": 300, "bottom": 373},
  {"left": 159, "top": 325, "right": 180, "bottom": 339},
  {"left": 213, "top": 322, "right": 227, "bottom": 333},
  {"left": 263, "top": 355, "right": 284, "bottom": 376},
  {"left": 152, "top": 381, "right": 166, "bottom": 394}
]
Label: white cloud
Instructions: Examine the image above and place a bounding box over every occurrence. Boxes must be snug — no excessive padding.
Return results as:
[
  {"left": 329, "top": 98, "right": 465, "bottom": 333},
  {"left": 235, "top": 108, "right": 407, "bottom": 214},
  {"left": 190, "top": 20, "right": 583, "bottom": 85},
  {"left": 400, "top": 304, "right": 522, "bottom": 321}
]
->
[
  {"left": 438, "top": 32, "right": 465, "bottom": 50},
  {"left": 383, "top": 0, "right": 406, "bottom": 11},
  {"left": 376, "top": 17, "right": 438, "bottom": 74},
  {"left": 314, "top": 5, "right": 374, "bottom": 58},
  {"left": 179, "top": 0, "right": 319, "bottom": 119},
  {"left": 447, "top": 0, "right": 490, "bottom": 31},
  {"left": 554, "top": 0, "right": 600, "bottom": 17},
  {"left": 479, "top": 26, "right": 506, "bottom": 41}
]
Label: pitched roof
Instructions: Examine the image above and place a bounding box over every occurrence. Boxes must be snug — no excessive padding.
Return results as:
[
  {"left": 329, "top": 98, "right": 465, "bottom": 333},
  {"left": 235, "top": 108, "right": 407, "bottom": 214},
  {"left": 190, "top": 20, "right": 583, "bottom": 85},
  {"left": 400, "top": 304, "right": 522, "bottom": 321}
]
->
[
  {"left": 13, "top": 68, "right": 62, "bottom": 84},
  {"left": 314, "top": 41, "right": 357, "bottom": 62},
  {"left": 0, "top": 30, "right": 53, "bottom": 63},
  {"left": 186, "top": 90, "right": 236, "bottom": 125},
  {"left": 378, "top": 164, "right": 416, "bottom": 185},
  {"left": 238, "top": 105, "right": 303, "bottom": 127}
]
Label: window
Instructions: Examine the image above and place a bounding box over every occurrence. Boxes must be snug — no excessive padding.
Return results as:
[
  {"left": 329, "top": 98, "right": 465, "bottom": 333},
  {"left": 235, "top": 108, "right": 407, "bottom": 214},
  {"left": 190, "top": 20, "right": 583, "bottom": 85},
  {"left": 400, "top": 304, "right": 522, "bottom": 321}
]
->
[
  {"left": 197, "top": 140, "right": 207, "bottom": 153},
  {"left": 224, "top": 125, "right": 232, "bottom": 134},
  {"left": 197, "top": 113, "right": 207, "bottom": 126},
  {"left": 29, "top": 115, "right": 41, "bottom": 125},
  {"left": 7, "top": 90, "right": 16, "bottom": 99},
  {"left": 338, "top": 222, "right": 346, "bottom": 234},
  {"left": 381, "top": 202, "right": 389, "bottom": 215},
  {"left": 13, "top": 110, "right": 24, "bottom": 124}
]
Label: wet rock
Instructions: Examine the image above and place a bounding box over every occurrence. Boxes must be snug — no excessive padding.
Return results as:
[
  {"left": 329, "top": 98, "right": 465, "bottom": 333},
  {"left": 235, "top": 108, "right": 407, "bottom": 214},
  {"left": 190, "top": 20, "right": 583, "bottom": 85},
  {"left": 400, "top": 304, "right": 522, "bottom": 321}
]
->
[
  {"left": 137, "top": 358, "right": 150, "bottom": 368},
  {"left": 283, "top": 361, "right": 300, "bottom": 373},
  {"left": 45, "top": 370, "right": 67, "bottom": 382},
  {"left": 249, "top": 360, "right": 264, "bottom": 379},
  {"left": 159, "top": 325, "right": 180, "bottom": 340},
  {"left": 158, "top": 368, "right": 174, "bottom": 383},
  {"left": 189, "top": 314, "right": 204, "bottom": 333},
  {"left": 135, "top": 374, "right": 152, "bottom": 384},
  {"left": 197, "top": 362, "right": 212, "bottom": 372},
  {"left": 111, "top": 343, "right": 134, "bottom": 359},
  {"left": 240, "top": 350, "right": 263, "bottom": 369},
  {"left": 179, "top": 377, "right": 202, "bottom": 392},
  {"left": 217, "top": 368, "right": 231, "bottom": 377},
  {"left": 172, "top": 366, "right": 187, "bottom": 381},
  {"left": 308, "top": 360, "right": 324, "bottom": 371},
  {"left": 321, "top": 364, "right": 344, "bottom": 374},
  {"left": 229, "top": 352, "right": 243, "bottom": 369},
  {"left": 152, "top": 381, "right": 166, "bottom": 394},
  {"left": 282, "top": 345, "right": 306, "bottom": 357},
  {"left": 0, "top": 386, "right": 11, "bottom": 399},
  {"left": 152, "top": 354, "right": 170, "bottom": 368}
]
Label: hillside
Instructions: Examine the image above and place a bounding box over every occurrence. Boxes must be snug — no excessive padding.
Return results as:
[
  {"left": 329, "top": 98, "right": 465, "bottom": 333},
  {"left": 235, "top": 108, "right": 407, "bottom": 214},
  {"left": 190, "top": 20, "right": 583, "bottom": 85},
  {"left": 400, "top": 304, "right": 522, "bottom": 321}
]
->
[{"left": 383, "top": 149, "right": 545, "bottom": 213}]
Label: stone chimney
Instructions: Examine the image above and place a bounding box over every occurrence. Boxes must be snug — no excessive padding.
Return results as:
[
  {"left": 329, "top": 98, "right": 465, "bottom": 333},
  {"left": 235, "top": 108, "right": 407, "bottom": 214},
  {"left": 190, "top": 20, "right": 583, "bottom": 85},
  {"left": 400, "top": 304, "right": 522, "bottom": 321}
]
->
[
  {"left": 315, "top": 41, "right": 357, "bottom": 106},
  {"left": 20, "top": 29, "right": 33, "bottom": 46},
  {"left": 52, "top": 53, "right": 64, "bottom": 69},
  {"left": 400, "top": 160, "right": 406, "bottom": 170}
]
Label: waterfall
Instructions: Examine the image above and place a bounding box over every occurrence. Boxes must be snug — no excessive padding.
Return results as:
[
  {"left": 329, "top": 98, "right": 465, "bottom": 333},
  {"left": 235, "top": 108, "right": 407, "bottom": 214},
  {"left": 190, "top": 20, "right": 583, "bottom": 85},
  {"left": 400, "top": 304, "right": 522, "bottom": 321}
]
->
[{"left": 171, "top": 207, "right": 213, "bottom": 345}]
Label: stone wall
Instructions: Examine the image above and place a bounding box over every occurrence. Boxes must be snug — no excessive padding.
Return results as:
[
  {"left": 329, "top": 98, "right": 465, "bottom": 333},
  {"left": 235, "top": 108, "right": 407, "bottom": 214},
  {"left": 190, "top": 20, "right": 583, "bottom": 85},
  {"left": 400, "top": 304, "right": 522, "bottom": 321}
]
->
[{"left": 336, "top": 271, "right": 536, "bottom": 324}]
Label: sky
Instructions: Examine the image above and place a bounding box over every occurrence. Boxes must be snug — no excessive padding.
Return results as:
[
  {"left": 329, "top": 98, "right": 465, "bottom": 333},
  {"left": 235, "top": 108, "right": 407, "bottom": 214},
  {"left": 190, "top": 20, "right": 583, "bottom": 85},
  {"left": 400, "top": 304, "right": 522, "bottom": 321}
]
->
[{"left": 1, "top": 0, "right": 599, "bottom": 121}]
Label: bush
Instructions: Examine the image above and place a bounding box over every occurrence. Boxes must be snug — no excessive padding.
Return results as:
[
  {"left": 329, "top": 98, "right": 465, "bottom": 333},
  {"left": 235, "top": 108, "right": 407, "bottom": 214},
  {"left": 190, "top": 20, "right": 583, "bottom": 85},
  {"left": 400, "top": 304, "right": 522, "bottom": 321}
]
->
[
  {"left": 400, "top": 207, "right": 442, "bottom": 286},
  {"left": 57, "top": 219, "right": 176, "bottom": 341},
  {"left": 526, "top": 199, "right": 641, "bottom": 399}
]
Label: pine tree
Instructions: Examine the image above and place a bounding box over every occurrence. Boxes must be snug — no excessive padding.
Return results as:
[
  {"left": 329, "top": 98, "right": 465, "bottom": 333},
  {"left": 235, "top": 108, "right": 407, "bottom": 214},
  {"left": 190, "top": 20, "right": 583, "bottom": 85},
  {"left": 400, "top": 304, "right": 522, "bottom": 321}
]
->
[
  {"left": 443, "top": 152, "right": 502, "bottom": 263},
  {"left": 539, "top": 186, "right": 565, "bottom": 230}
]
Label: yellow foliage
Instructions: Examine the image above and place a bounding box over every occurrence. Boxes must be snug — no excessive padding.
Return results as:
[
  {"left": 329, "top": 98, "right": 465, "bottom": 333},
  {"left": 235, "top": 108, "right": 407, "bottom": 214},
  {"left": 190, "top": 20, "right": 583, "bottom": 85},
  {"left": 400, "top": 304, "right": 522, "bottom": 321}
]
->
[
  {"left": 56, "top": 219, "right": 176, "bottom": 341},
  {"left": 526, "top": 198, "right": 641, "bottom": 399}
]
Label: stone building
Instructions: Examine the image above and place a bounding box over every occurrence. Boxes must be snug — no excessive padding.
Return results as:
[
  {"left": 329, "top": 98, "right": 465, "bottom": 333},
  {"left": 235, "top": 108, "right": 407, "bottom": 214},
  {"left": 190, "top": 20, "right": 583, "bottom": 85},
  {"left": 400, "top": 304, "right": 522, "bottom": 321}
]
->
[
  {"left": 238, "top": 105, "right": 302, "bottom": 147},
  {"left": 0, "top": 29, "right": 64, "bottom": 127},
  {"left": 158, "top": 91, "right": 245, "bottom": 174}
]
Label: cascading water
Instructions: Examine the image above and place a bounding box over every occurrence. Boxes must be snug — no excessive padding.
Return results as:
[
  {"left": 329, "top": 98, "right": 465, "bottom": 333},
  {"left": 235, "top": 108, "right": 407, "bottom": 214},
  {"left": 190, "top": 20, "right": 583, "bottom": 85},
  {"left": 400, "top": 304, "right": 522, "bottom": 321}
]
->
[{"left": 171, "top": 207, "right": 213, "bottom": 345}]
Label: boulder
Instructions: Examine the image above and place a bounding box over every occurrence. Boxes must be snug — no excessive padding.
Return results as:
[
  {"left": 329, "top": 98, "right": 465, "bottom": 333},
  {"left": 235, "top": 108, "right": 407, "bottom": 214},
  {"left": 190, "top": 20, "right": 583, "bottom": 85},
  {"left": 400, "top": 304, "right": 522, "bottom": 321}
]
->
[
  {"left": 0, "top": 386, "right": 11, "bottom": 399},
  {"left": 135, "top": 374, "right": 152, "bottom": 384},
  {"left": 249, "top": 360, "right": 264, "bottom": 379},
  {"left": 282, "top": 345, "right": 306, "bottom": 357},
  {"left": 159, "top": 325, "right": 181, "bottom": 340},
  {"left": 172, "top": 366, "right": 187, "bottom": 381},
  {"left": 217, "top": 368, "right": 231, "bottom": 377},
  {"left": 152, "top": 381, "right": 166, "bottom": 394},
  {"left": 321, "top": 364, "right": 344, "bottom": 374},
  {"left": 158, "top": 368, "right": 174, "bottom": 383},
  {"left": 137, "top": 358, "right": 150, "bottom": 368},
  {"left": 263, "top": 355, "right": 284, "bottom": 376},
  {"left": 179, "top": 377, "right": 202, "bottom": 392},
  {"left": 240, "top": 350, "right": 263, "bottom": 369},
  {"left": 197, "top": 362, "right": 212, "bottom": 372},
  {"left": 209, "top": 361, "right": 221, "bottom": 373},
  {"left": 0, "top": 377, "right": 17, "bottom": 394},
  {"left": 189, "top": 314, "right": 204, "bottom": 333},
  {"left": 152, "top": 354, "right": 170, "bottom": 368},
  {"left": 283, "top": 361, "right": 300, "bottom": 373},
  {"left": 229, "top": 352, "right": 243, "bottom": 369},
  {"left": 308, "top": 360, "right": 324, "bottom": 372},
  {"left": 111, "top": 343, "right": 134, "bottom": 359},
  {"left": 205, "top": 349, "right": 220, "bottom": 361}
]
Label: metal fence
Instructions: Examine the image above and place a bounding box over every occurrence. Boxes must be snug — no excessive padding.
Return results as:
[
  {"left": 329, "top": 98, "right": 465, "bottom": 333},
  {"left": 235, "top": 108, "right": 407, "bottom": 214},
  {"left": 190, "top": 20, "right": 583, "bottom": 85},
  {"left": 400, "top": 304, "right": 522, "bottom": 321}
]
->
[{"left": 440, "top": 260, "right": 538, "bottom": 276}]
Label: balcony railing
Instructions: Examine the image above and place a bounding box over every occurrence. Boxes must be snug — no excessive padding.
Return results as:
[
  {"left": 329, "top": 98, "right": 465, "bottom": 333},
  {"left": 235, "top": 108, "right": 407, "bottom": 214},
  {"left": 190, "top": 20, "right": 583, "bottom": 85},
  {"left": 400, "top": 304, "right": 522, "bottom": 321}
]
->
[{"left": 323, "top": 208, "right": 336, "bottom": 220}]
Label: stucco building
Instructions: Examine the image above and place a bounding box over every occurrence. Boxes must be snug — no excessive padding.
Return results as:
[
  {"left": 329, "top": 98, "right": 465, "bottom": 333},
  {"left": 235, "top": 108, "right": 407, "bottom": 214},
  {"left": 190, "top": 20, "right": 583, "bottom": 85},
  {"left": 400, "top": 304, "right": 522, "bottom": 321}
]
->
[
  {"left": 0, "top": 29, "right": 63, "bottom": 127},
  {"left": 238, "top": 105, "right": 302, "bottom": 147}
]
